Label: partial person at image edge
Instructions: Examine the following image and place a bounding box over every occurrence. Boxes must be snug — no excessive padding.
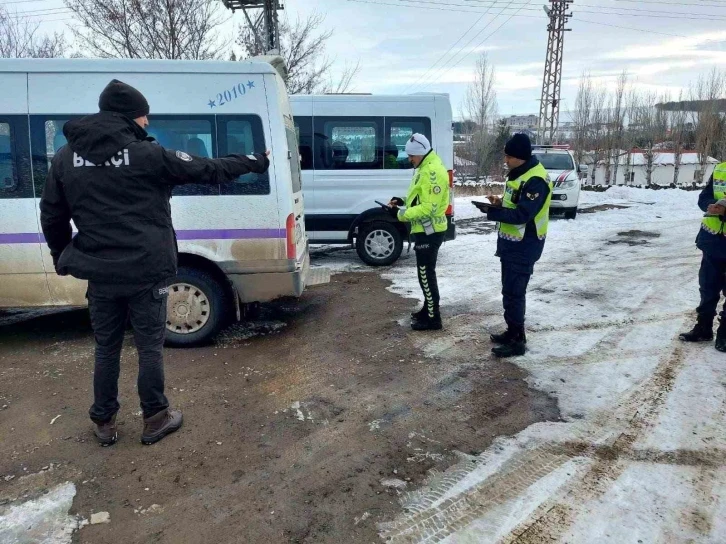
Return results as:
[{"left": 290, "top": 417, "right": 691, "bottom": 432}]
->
[
  {"left": 39, "top": 79, "right": 270, "bottom": 447},
  {"left": 473, "top": 132, "right": 552, "bottom": 358},
  {"left": 389, "top": 133, "right": 450, "bottom": 331},
  {"left": 679, "top": 162, "right": 726, "bottom": 352}
]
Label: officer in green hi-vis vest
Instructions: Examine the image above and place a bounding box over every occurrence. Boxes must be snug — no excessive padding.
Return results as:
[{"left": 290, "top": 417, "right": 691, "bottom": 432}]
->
[
  {"left": 473, "top": 133, "right": 552, "bottom": 358},
  {"left": 388, "top": 133, "right": 450, "bottom": 331},
  {"left": 679, "top": 162, "right": 726, "bottom": 352}
]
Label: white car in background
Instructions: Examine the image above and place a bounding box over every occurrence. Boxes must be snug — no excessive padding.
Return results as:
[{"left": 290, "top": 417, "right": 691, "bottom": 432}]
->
[{"left": 532, "top": 145, "right": 585, "bottom": 219}]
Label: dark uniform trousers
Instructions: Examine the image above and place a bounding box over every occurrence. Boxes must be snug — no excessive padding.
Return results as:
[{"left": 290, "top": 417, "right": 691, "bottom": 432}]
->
[
  {"left": 414, "top": 232, "right": 445, "bottom": 317},
  {"left": 501, "top": 260, "right": 534, "bottom": 328},
  {"left": 87, "top": 282, "right": 169, "bottom": 424},
  {"left": 697, "top": 252, "right": 726, "bottom": 319}
]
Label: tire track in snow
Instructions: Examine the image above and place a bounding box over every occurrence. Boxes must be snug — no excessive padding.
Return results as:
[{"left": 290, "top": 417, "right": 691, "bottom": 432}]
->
[{"left": 379, "top": 230, "right": 706, "bottom": 542}]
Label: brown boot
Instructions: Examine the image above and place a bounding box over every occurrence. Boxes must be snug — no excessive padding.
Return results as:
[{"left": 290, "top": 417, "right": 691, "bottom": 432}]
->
[
  {"left": 94, "top": 414, "right": 118, "bottom": 447},
  {"left": 141, "top": 409, "right": 183, "bottom": 445}
]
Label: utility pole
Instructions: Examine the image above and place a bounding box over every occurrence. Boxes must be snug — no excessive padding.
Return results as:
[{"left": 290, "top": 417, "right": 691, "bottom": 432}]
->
[
  {"left": 537, "top": 0, "right": 572, "bottom": 145},
  {"left": 221, "top": 0, "right": 284, "bottom": 55}
]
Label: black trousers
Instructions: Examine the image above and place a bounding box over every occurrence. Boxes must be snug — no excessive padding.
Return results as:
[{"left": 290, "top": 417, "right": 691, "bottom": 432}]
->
[
  {"left": 501, "top": 260, "right": 533, "bottom": 329},
  {"left": 87, "top": 282, "right": 169, "bottom": 424},
  {"left": 414, "top": 232, "right": 445, "bottom": 317},
  {"left": 696, "top": 252, "right": 726, "bottom": 320}
]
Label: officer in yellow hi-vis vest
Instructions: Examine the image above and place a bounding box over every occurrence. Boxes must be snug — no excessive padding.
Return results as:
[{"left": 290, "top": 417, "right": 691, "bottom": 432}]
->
[
  {"left": 679, "top": 163, "right": 726, "bottom": 352},
  {"left": 389, "top": 133, "right": 450, "bottom": 331},
  {"left": 473, "top": 133, "right": 552, "bottom": 357}
]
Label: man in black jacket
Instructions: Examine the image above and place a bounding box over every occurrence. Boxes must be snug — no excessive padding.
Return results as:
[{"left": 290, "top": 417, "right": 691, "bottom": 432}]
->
[
  {"left": 473, "top": 133, "right": 552, "bottom": 358},
  {"left": 40, "top": 80, "right": 270, "bottom": 446},
  {"left": 679, "top": 166, "right": 726, "bottom": 352}
]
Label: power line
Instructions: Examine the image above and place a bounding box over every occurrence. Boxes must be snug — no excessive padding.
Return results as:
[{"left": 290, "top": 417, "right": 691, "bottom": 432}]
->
[
  {"left": 463, "top": 0, "right": 726, "bottom": 18},
  {"left": 574, "top": 17, "right": 686, "bottom": 38},
  {"left": 402, "top": 0, "right": 502, "bottom": 93},
  {"left": 345, "top": 0, "right": 689, "bottom": 37},
  {"left": 419, "top": 0, "right": 529, "bottom": 92},
  {"left": 415, "top": 0, "right": 726, "bottom": 21}
]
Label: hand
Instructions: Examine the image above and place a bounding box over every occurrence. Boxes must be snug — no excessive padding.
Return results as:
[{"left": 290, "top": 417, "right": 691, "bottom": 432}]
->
[
  {"left": 488, "top": 195, "right": 502, "bottom": 207},
  {"left": 708, "top": 204, "right": 726, "bottom": 216},
  {"left": 265, "top": 150, "right": 270, "bottom": 157},
  {"left": 473, "top": 202, "right": 491, "bottom": 214}
]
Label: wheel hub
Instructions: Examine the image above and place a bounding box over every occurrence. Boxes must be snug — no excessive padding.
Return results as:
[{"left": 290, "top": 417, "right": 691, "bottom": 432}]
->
[{"left": 166, "top": 282, "right": 210, "bottom": 335}]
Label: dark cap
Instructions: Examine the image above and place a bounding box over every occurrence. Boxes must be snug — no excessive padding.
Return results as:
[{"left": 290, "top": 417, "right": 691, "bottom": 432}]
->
[
  {"left": 98, "top": 79, "right": 150, "bottom": 119},
  {"left": 504, "top": 133, "right": 532, "bottom": 161}
]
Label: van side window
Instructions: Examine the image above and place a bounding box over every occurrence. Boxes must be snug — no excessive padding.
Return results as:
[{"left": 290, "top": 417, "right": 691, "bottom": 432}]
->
[
  {"left": 29, "top": 116, "right": 76, "bottom": 197},
  {"left": 0, "top": 121, "right": 22, "bottom": 198},
  {"left": 313, "top": 117, "right": 383, "bottom": 171},
  {"left": 217, "top": 115, "right": 269, "bottom": 195},
  {"left": 294, "top": 117, "right": 313, "bottom": 171},
  {"left": 147, "top": 116, "right": 218, "bottom": 197},
  {"left": 384, "top": 117, "right": 432, "bottom": 170}
]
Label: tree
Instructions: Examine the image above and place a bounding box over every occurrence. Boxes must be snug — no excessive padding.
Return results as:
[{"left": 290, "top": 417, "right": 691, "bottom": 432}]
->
[
  {"left": 461, "top": 53, "right": 498, "bottom": 181},
  {"left": 608, "top": 71, "right": 629, "bottom": 185},
  {"left": 629, "top": 91, "right": 668, "bottom": 187},
  {"left": 588, "top": 86, "right": 607, "bottom": 185},
  {"left": 669, "top": 90, "right": 688, "bottom": 186},
  {"left": 65, "top": 0, "right": 227, "bottom": 59},
  {"left": 236, "top": 12, "right": 358, "bottom": 94},
  {"left": 570, "top": 73, "right": 594, "bottom": 181},
  {"left": 0, "top": 7, "right": 66, "bottom": 58},
  {"left": 690, "top": 68, "right": 725, "bottom": 183}
]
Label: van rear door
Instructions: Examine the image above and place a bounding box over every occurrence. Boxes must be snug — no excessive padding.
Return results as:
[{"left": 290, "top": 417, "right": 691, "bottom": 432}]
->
[{"left": 284, "top": 114, "right": 307, "bottom": 263}]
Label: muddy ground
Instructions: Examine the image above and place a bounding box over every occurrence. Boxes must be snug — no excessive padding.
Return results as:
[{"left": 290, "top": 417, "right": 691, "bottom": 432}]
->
[{"left": 0, "top": 271, "right": 559, "bottom": 544}]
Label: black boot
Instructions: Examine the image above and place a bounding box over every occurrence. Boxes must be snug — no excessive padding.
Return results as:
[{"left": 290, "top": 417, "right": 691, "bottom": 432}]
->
[
  {"left": 411, "top": 312, "right": 442, "bottom": 331},
  {"left": 492, "top": 328, "right": 526, "bottom": 357},
  {"left": 411, "top": 306, "right": 427, "bottom": 320},
  {"left": 679, "top": 315, "right": 714, "bottom": 342},
  {"left": 716, "top": 320, "right": 726, "bottom": 352},
  {"left": 490, "top": 326, "right": 527, "bottom": 345}
]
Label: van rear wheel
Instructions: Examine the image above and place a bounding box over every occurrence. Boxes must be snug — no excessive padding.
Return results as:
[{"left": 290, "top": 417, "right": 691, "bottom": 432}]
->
[
  {"left": 356, "top": 221, "right": 403, "bottom": 266},
  {"left": 165, "top": 266, "right": 229, "bottom": 347}
]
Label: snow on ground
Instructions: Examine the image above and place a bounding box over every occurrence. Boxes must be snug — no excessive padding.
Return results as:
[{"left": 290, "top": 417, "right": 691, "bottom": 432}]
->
[
  {"left": 314, "top": 187, "right": 725, "bottom": 542},
  {"left": 0, "top": 483, "right": 80, "bottom": 544}
]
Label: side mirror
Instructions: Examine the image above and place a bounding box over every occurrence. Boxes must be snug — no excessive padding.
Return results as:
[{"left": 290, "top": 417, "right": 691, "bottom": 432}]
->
[{"left": 578, "top": 164, "right": 588, "bottom": 173}]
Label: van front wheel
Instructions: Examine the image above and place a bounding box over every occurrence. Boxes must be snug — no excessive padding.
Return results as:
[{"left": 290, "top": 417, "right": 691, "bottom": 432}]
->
[
  {"left": 164, "top": 266, "right": 229, "bottom": 347},
  {"left": 356, "top": 221, "right": 403, "bottom": 266}
]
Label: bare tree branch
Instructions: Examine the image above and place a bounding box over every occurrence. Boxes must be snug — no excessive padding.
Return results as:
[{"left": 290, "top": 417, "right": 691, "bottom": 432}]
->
[
  {"left": 0, "top": 6, "right": 66, "bottom": 58},
  {"left": 64, "top": 0, "right": 229, "bottom": 60},
  {"left": 236, "top": 11, "right": 357, "bottom": 95}
]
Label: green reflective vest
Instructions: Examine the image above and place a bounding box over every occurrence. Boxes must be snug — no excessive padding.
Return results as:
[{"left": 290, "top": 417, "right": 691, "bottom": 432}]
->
[
  {"left": 498, "top": 162, "right": 553, "bottom": 242},
  {"left": 702, "top": 162, "right": 726, "bottom": 236},
  {"left": 398, "top": 151, "right": 450, "bottom": 234}
]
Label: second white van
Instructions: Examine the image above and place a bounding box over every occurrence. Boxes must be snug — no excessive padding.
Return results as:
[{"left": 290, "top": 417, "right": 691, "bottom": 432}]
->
[{"left": 290, "top": 93, "right": 456, "bottom": 266}]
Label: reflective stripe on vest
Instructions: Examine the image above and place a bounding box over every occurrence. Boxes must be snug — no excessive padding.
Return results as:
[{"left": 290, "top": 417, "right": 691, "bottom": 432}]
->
[
  {"left": 498, "top": 162, "right": 553, "bottom": 241},
  {"left": 702, "top": 162, "right": 726, "bottom": 236}
]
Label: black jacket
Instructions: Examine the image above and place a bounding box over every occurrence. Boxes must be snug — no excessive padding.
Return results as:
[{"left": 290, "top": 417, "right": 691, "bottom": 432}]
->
[
  {"left": 40, "top": 112, "right": 269, "bottom": 284},
  {"left": 487, "top": 157, "right": 551, "bottom": 268},
  {"left": 696, "top": 174, "right": 726, "bottom": 257}
]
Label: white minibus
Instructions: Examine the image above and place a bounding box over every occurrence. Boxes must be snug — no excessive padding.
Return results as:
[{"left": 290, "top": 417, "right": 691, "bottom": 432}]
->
[
  {"left": 290, "top": 93, "right": 455, "bottom": 266},
  {"left": 0, "top": 57, "right": 319, "bottom": 346}
]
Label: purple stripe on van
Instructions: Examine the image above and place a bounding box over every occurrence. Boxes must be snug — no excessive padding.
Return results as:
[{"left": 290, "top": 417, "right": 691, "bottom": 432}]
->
[
  {"left": 0, "top": 233, "right": 43, "bottom": 244},
  {"left": 0, "top": 229, "right": 285, "bottom": 244},
  {"left": 176, "top": 229, "right": 286, "bottom": 240}
]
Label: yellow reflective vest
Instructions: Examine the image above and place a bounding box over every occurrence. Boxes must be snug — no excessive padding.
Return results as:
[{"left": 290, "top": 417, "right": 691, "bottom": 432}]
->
[{"left": 398, "top": 151, "right": 450, "bottom": 235}]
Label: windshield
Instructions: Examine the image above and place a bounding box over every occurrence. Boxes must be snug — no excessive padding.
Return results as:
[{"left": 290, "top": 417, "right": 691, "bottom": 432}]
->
[{"left": 533, "top": 152, "right": 574, "bottom": 171}]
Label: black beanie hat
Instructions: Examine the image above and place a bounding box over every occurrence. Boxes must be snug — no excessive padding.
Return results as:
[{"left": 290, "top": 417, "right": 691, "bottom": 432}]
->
[
  {"left": 98, "top": 79, "right": 150, "bottom": 119},
  {"left": 504, "top": 133, "right": 532, "bottom": 161}
]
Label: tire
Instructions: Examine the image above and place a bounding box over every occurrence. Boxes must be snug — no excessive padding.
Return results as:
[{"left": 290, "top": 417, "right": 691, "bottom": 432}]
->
[
  {"left": 564, "top": 208, "right": 578, "bottom": 220},
  {"left": 355, "top": 221, "right": 404, "bottom": 266},
  {"left": 164, "top": 266, "right": 230, "bottom": 347}
]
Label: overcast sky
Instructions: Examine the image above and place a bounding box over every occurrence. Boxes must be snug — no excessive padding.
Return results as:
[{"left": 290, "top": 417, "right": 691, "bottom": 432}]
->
[{"left": 15, "top": 0, "right": 726, "bottom": 118}]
